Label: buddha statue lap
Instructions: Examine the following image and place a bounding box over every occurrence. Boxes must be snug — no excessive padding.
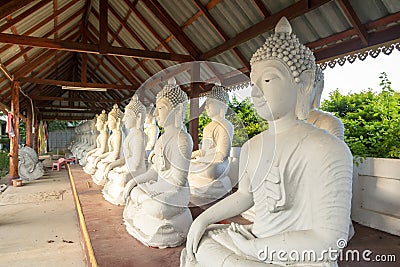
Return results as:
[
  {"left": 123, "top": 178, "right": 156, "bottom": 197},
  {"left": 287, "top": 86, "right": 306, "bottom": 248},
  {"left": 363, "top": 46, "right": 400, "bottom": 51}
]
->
[
  {"left": 92, "top": 104, "right": 123, "bottom": 186},
  {"left": 83, "top": 110, "right": 109, "bottom": 174},
  {"left": 188, "top": 85, "right": 234, "bottom": 204},
  {"left": 180, "top": 17, "right": 353, "bottom": 267},
  {"left": 103, "top": 95, "right": 147, "bottom": 205},
  {"left": 122, "top": 78, "right": 193, "bottom": 248}
]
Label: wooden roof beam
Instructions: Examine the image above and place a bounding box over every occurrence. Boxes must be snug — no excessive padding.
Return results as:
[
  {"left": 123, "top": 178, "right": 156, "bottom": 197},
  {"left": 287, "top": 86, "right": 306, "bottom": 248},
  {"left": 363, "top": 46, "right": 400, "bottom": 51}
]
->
[
  {"left": 337, "top": 0, "right": 368, "bottom": 45},
  {"left": 142, "top": 0, "right": 201, "bottom": 58},
  {"left": 252, "top": 0, "right": 271, "bottom": 17},
  {"left": 191, "top": 0, "right": 250, "bottom": 71},
  {"left": 199, "top": 0, "right": 331, "bottom": 60},
  {"left": 0, "top": 33, "right": 193, "bottom": 62},
  {"left": 17, "top": 77, "right": 137, "bottom": 91},
  {"left": 0, "top": 0, "right": 38, "bottom": 20},
  {"left": 30, "top": 95, "right": 121, "bottom": 103},
  {"left": 99, "top": 0, "right": 108, "bottom": 54}
]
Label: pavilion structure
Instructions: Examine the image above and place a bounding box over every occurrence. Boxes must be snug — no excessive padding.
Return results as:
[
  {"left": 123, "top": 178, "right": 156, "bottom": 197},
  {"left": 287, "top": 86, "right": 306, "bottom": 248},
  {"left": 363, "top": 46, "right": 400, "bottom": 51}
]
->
[{"left": 0, "top": 0, "right": 399, "bottom": 183}]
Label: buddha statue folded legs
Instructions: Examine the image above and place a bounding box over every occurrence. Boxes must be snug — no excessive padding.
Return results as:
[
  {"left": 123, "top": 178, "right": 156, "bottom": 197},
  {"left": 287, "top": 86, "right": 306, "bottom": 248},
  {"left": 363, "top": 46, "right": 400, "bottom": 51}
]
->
[
  {"left": 181, "top": 17, "right": 353, "bottom": 267},
  {"left": 103, "top": 96, "right": 147, "bottom": 205},
  {"left": 123, "top": 78, "right": 193, "bottom": 248},
  {"left": 92, "top": 104, "right": 123, "bottom": 186},
  {"left": 188, "top": 86, "right": 234, "bottom": 205}
]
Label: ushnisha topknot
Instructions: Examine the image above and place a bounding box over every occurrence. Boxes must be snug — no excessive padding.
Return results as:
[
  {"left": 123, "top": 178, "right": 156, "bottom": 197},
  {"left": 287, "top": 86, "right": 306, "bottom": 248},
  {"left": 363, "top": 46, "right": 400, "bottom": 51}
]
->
[
  {"left": 206, "top": 83, "right": 229, "bottom": 104},
  {"left": 125, "top": 95, "right": 146, "bottom": 117},
  {"left": 156, "top": 77, "right": 188, "bottom": 108},
  {"left": 109, "top": 104, "right": 123, "bottom": 120},
  {"left": 97, "top": 109, "right": 107, "bottom": 124},
  {"left": 250, "top": 16, "right": 316, "bottom": 82}
]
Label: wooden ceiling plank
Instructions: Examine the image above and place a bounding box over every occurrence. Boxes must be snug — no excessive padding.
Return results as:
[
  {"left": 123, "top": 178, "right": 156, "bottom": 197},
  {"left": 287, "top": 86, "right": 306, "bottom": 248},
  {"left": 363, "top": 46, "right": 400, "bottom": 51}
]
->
[
  {"left": 99, "top": 0, "right": 108, "bottom": 54},
  {"left": 142, "top": 0, "right": 201, "bottom": 58},
  {"left": 0, "top": 0, "right": 38, "bottom": 20},
  {"left": 199, "top": 0, "right": 331, "bottom": 60},
  {"left": 337, "top": 0, "right": 368, "bottom": 45}
]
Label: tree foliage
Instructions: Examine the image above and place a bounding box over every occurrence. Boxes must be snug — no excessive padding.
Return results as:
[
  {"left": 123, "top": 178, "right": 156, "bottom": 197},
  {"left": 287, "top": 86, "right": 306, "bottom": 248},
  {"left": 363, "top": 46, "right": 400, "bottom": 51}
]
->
[{"left": 321, "top": 72, "right": 400, "bottom": 158}]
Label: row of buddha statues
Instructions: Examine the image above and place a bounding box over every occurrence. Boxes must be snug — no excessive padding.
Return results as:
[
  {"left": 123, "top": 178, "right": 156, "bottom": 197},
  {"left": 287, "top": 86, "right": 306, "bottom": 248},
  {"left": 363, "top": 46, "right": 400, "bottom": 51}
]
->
[{"left": 70, "top": 17, "right": 352, "bottom": 266}]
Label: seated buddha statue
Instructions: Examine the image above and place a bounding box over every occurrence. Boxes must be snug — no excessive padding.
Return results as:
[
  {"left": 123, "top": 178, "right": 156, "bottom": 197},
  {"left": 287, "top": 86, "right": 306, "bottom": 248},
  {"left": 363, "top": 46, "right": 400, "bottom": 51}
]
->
[
  {"left": 83, "top": 110, "right": 109, "bottom": 173},
  {"left": 122, "top": 78, "right": 193, "bottom": 248},
  {"left": 188, "top": 85, "right": 234, "bottom": 204},
  {"left": 180, "top": 17, "right": 353, "bottom": 267},
  {"left": 306, "top": 65, "right": 344, "bottom": 140},
  {"left": 92, "top": 104, "right": 123, "bottom": 185},
  {"left": 79, "top": 118, "right": 99, "bottom": 166},
  {"left": 144, "top": 103, "right": 160, "bottom": 156},
  {"left": 103, "top": 95, "right": 147, "bottom": 205}
]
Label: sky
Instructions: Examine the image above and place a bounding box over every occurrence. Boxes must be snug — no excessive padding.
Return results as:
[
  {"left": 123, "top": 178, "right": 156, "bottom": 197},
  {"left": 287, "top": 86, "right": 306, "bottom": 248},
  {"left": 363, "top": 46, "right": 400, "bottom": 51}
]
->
[{"left": 231, "top": 50, "right": 400, "bottom": 102}]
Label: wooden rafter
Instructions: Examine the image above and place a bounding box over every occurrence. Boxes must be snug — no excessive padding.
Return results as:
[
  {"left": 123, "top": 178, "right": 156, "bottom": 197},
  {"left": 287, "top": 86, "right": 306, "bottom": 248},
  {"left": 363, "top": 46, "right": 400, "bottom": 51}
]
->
[
  {"left": 0, "top": 0, "right": 39, "bottom": 20},
  {"left": 252, "top": 0, "right": 271, "bottom": 17},
  {"left": 6, "top": 16, "right": 29, "bottom": 62},
  {"left": 142, "top": 0, "right": 201, "bottom": 58},
  {"left": 337, "top": 0, "right": 368, "bottom": 45},
  {"left": 199, "top": 0, "right": 331, "bottom": 60}
]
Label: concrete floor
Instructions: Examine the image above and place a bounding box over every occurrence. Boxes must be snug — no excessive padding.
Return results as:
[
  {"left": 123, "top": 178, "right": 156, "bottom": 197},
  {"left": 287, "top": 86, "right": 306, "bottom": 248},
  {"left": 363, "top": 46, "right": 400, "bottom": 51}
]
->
[{"left": 0, "top": 168, "right": 86, "bottom": 267}]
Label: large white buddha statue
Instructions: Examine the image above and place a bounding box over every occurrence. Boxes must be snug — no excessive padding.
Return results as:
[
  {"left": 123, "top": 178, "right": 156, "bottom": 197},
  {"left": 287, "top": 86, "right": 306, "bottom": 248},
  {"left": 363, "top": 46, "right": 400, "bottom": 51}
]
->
[
  {"left": 180, "top": 17, "right": 353, "bottom": 267},
  {"left": 306, "top": 65, "right": 344, "bottom": 140},
  {"left": 83, "top": 110, "right": 109, "bottom": 174},
  {"left": 92, "top": 104, "right": 123, "bottom": 185},
  {"left": 144, "top": 103, "right": 159, "bottom": 153},
  {"left": 188, "top": 85, "right": 234, "bottom": 204},
  {"left": 122, "top": 78, "right": 193, "bottom": 248},
  {"left": 102, "top": 95, "right": 147, "bottom": 205}
]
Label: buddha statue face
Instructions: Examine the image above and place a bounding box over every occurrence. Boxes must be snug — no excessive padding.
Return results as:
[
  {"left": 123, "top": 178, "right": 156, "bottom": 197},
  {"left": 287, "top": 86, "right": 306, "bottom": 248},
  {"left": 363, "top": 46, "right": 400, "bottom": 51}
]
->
[
  {"left": 96, "top": 117, "right": 105, "bottom": 131},
  {"left": 251, "top": 59, "right": 299, "bottom": 121},
  {"left": 205, "top": 98, "right": 226, "bottom": 118},
  {"left": 124, "top": 110, "right": 138, "bottom": 129},
  {"left": 154, "top": 98, "right": 174, "bottom": 128}
]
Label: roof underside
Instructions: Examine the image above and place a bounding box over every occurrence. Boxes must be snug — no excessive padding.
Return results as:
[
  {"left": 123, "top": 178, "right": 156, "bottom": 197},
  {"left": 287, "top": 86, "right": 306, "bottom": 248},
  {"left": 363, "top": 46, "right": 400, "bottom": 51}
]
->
[{"left": 0, "top": 0, "right": 399, "bottom": 120}]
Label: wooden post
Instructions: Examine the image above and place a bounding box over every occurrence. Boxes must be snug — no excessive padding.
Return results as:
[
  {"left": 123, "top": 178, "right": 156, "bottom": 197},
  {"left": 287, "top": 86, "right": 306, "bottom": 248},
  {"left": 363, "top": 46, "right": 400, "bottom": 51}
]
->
[
  {"left": 34, "top": 107, "right": 40, "bottom": 154},
  {"left": 8, "top": 82, "right": 19, "bottom": 185},
  {"left": 26, "top": 100, "right": 33, "bottom": 147},
  {"left": 189, "top": 63, "right": 200, "bottom": 150}
]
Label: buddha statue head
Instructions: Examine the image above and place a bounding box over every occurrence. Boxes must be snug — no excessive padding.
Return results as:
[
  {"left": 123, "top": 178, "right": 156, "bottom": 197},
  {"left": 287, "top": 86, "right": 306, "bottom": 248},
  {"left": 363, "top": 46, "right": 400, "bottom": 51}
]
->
[
  {"left": 154, "top": 77, "right": 188, "bottom": 128},
  {"left": 108, "top": 104, "right": 123, "bottom": 131},
  {"left": 90, "top": 116, "right": 97, "bottom": 133},
  {"left": 250, "top": 16, "right": 316, "bottom": 121},
  {"left": 311, "top": 64, "right": 324, "bottom": 109},
  {"left": 123, "top": 95, "right": 146, "bottom": 130},
  {"left": 205, "top": 84, "right": 229, "bottom": 118},
  {"left": 96, "top": 110, "right": 108, "bottom": 131}
]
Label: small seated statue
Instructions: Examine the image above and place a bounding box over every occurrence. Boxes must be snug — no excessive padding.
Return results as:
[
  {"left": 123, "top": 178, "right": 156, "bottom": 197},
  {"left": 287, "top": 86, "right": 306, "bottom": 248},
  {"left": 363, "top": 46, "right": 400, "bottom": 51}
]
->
[
  {"left": 103, "top": 95, "right": 147, "bottom": 205},
  {"left": 306, "top": 65, "right": 344, "bottom": 140},
  {"left": 144, "top": 103, "right": 159, "bottom": 153},
  {"left": 77, "top": 119, "right": 99, "bottom": 165},
  {"left": 180, "top": 17, "right": 353, "bottom": 267},
  {"left": 92, "top": 104, "right": 123, "bottom": 185},
  {"left": 188, "top": 85, "right": 234, "bottom": 203},
  {"left": 123, "top": 78, "right": 193, "bottom": 248},
  {"left": 83, "top": 110, "right": 109, "bottom": 174}
]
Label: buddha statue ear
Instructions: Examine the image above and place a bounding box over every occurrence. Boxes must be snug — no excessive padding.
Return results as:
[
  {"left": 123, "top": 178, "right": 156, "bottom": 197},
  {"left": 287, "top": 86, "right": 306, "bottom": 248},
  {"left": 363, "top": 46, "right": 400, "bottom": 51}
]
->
[
  {"left": 295, "top": 69, "right": 315, "bottom": 120},
  {"left": 312, "top": 79, "right": 324, "bottom": 109},
  {"left": 174, "top": 103, "right": 184, "bottom": 128}
]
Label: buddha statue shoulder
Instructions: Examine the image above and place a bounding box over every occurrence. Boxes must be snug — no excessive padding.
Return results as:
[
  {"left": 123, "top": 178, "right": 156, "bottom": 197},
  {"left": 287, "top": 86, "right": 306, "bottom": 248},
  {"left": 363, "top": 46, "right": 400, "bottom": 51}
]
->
[
  {"left": 122, "top": 78, "right": 193, "bottom": 248},
  {"left": 181, "top": 17, "right": 353, "bottom": 267},
  {"left": 92, "top": 104, "right": 123, "bottom": 185},
  {"left": 188, "top": 85, "right": 234, "bottom": 204},
  {"left": 103, "top": 95, "right": 147, "bottom": 205}
]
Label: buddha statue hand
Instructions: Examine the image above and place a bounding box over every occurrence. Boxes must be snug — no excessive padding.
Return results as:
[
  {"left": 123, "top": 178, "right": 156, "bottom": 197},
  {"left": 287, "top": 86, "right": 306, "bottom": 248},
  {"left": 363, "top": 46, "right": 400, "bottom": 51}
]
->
[
  {"left": 123, "top": 179, "right": 137, "bottom": 201},
  {"left": 186, "top": 218, "right": 208, "bottom": 262},
  {"left": 226, "top": 223, "right": 257, "bottom": 258},
  {"left": 191, "top": 150, "right": 203, "bottom": 159}
]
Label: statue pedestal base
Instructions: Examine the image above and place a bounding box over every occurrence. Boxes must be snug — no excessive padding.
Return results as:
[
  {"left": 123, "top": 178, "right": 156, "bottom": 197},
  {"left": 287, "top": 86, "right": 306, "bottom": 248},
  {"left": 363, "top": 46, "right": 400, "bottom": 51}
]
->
[
  {"left": 103, "top": 172, "right": 131, "bottom": 205},
  {"left": 92, "top": 162, "right": 108, "bottom": 186},
  {"left": 189, "top": 175, "right": 232, "bottom": 205}
]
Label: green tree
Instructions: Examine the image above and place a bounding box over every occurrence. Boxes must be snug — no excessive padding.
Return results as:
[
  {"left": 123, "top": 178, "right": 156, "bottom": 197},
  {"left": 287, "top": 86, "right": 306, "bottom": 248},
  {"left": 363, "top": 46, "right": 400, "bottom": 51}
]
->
[{"left": 321, "top": 72, "right": 400, "bottom": 158}]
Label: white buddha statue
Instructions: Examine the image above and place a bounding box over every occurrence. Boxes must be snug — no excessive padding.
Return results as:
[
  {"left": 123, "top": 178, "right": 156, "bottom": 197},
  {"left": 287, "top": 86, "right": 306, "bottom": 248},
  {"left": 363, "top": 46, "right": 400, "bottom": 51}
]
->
[
  {"left": 122, "top": 78, "right": 193, "bottom": 248},
  {"left": 144, "top": 103, "right": 160, "bottom": 154},
  {"left": 102, "top": 95, "right": 147, "bottom": 205},
  {"left": 188, "top": 85, "right": 234, "bottom": 204},
  {"left": 307, "top": 65, "right": 344, "bottom": 140},
  {"left": 83, "top": 110, "right": 109, "bottom": 174},
  {"left": 92, "top": 104, "right": 123, "bottom": 185},
  {"left": 79, "top": 118, "right": 99, "bottom": 166},
  {"left": 180, "top": 17, "right": 353, "bottom": 267}
]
